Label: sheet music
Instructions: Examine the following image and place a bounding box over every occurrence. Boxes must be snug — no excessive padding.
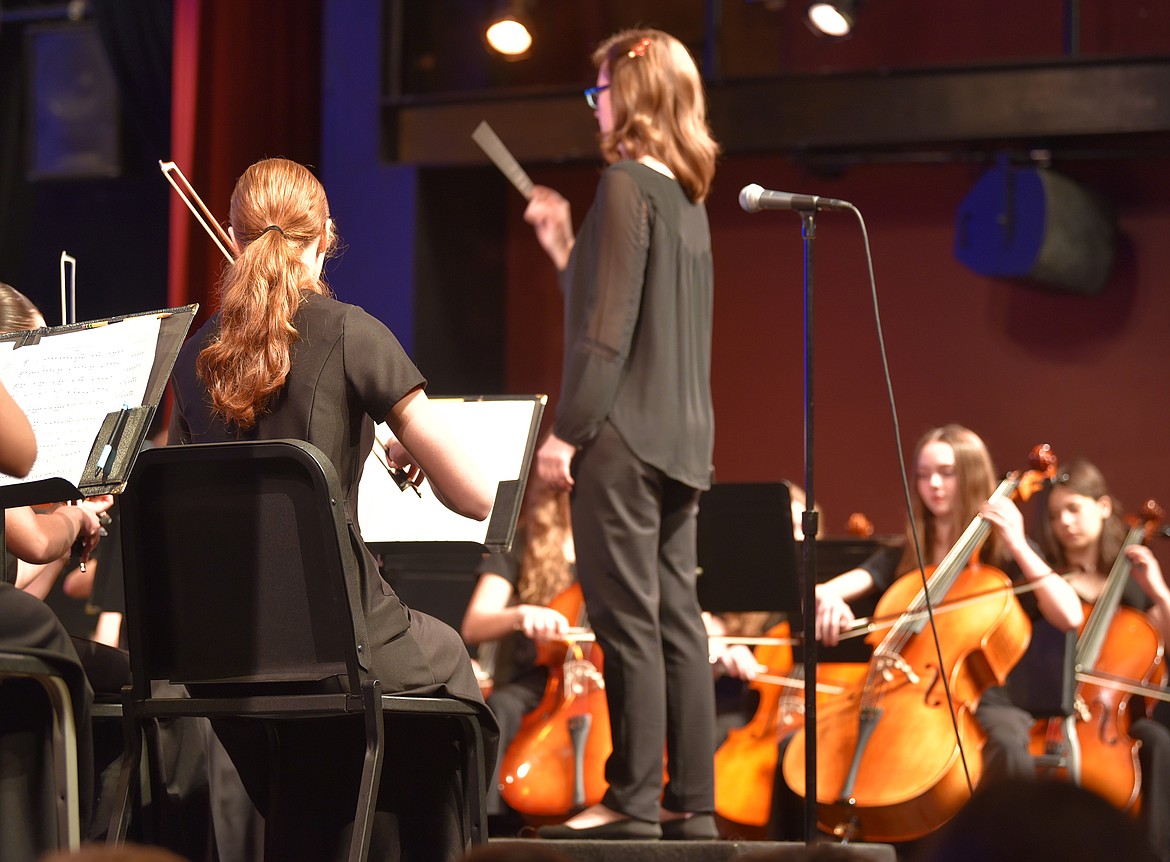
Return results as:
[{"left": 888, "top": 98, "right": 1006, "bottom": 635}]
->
[
  {"left": 358, "top": 397, "right": 541, "bottom": 545},
  {"left": 472, "top": 121, "right": 534, "bottom": 200},
  {"left": 0, "top": 316, "right": 160, "bottom": 487}
]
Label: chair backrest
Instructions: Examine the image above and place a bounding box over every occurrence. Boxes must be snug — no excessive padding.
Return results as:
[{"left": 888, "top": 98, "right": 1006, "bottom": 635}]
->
[{"left": 119, "top": 440, "right": 371, "bottom": 696}]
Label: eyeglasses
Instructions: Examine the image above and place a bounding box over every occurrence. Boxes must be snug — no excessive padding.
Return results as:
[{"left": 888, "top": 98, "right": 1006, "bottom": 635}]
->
[{"left": 583, "top": 84, "right": 610, "bottom": 110}]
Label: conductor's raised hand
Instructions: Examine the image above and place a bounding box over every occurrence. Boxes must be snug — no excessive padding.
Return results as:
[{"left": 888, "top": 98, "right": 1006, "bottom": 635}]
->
[{"left": 524, "top": 185, "right": 574, "bottom": 271}]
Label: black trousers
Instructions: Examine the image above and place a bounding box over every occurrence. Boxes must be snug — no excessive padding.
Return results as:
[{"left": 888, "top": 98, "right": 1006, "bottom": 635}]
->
[
  {"left": 484, "top": 667, "right": 546, "bottom": 817},
  {"left": 1134, "top": 715, "right": 1170, "bottom": 862},
  {"left": 974, "top": 688, "right": 1038, "bottom": 784},
  {"left": 978, "top": 688, "right": 1170, "bottom": 862},
  {"left": 571, "top": 421, "right": 716, "bottom": 822}
]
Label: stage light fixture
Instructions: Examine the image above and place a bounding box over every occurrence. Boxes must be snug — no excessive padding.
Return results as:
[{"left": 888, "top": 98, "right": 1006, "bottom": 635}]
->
[
  {"left": 806, "top": 0, "right": 857, "bottom": 38},
  {"left": 485, "top": 1, "right": 533, "bottom": 59}
]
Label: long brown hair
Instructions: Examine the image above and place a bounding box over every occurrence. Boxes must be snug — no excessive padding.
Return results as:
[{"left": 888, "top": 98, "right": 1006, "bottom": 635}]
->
[
  {"left": 196, "top": 158, "right": 335, "bottom": 428},
  {"left": 592, "top": 29, "right": 719, "bottom": 203},
  {"left": 517, "top": 486, "right": 574, "bottom": 606},
  {"left": 1039, "top": 458, "right": 1128, "bottom": 573},
  {"left": 899, "top": 424, "right": 1002, "bottom": 574}
]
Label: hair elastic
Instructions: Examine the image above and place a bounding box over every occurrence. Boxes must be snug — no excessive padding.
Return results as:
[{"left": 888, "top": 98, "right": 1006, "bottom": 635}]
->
[{"left": 260, "top": 225, "right": 286, "bottom": 237}]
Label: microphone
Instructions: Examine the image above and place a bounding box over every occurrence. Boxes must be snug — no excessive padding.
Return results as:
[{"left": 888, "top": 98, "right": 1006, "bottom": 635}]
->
[{"left": 739, "top": 183, "right": 852, "bottom": 214}]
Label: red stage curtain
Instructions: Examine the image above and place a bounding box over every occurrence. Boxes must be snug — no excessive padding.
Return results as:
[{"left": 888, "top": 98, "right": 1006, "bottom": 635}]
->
[{"left": 168, "top": 0, "right": 323, "bottom": 320}]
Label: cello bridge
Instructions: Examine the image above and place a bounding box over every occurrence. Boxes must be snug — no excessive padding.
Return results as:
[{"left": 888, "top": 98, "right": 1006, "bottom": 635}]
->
[
  {"left": 874, "top": 652, "right": 920, "bottom": 685},
  {"left": 564, "top": 658, "right": 605, "bottom": 697},
  {"left": 1073, "top": 694, "right": 1090, "bottom": 723}
]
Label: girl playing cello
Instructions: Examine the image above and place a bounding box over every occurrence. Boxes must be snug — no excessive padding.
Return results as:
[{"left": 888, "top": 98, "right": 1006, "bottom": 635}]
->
[
  {"left": 772, "top": 424, "right": 1084, "bottom": 841},
  {"left": 461, "top": 477, "right": 580, "bottom": 835},
  {"left": 1037, "top": 459, "right": 1170, "bottom": 862}
]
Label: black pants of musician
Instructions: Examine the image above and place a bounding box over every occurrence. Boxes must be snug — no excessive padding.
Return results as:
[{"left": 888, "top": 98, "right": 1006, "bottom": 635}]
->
[
  {"left": 975, "top": 689, "right": 1037, "bottom": 784},
  {"left": 484, "top": 667, "right": 546, "bottom": 821},
  {"left": 571, "top": 420, "right": 717, "bottom": 823},
  {"left": 979, "top": 688, "right": 1170, "bottom": 862},
  {"left": 1132, "top": 717, "right": 1170, "bottom": 862}
]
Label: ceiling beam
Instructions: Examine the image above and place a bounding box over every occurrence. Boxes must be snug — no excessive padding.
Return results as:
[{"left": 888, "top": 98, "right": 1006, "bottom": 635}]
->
[{"left": 387, "top": 57, "right": 1170, "bottom": 167}]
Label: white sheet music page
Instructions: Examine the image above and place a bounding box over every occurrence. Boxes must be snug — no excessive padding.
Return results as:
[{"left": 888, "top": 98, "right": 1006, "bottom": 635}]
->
[
  {"left": 358, "top": 397, "right": 539, "bottom": 544},
  {"left": 0, "top": 315, "right": 161, "bottom": 486}
]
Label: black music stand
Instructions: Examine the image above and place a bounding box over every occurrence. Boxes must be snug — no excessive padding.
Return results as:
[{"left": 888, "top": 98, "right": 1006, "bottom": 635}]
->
[
  {"left": 359, "top": 395, "right": 545, "bottom": 556},
  {"left": 697, "top": 481, "right": 802, "bottom": 618},
  {"left": 360, "top": 395, "right": 544, "bottom": 626},
  {"left": 0, "top": 306, "right": 197, "bottom": 581}
]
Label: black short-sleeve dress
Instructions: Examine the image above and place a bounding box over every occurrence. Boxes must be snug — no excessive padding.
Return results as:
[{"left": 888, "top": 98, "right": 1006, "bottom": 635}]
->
[{"left": 170, "top": 292, "right": 497, "bottom": 858}]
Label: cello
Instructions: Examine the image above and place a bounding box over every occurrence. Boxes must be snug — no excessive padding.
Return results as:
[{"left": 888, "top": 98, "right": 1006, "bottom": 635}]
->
[
  {"left": 713, "top": 620, "right": 866, "bottom": 831},
  {"left": 1029, "top": 500, "right": 1168, "bottom": 812},
  {"left": 498, "top": 583, "right": 612, "bottom": 818},
  {"left": 782, "top": 446, "right": 1057, "bottom": 842},
  {"left": 713, "top": 514, "right": 878, "bottom": 831}
]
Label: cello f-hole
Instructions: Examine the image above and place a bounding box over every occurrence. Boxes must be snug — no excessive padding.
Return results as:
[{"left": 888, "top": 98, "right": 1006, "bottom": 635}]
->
[{"left": 923, "top": 665, "right": 944, "bottom": 707}]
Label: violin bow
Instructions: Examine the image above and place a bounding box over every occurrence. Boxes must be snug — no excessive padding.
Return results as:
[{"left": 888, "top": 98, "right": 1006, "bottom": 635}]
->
[
  {"left": 752, "top": 672, "right": 847, "bottom": 695},
  {"left": 840, "top": 577, "right": 1059, "bottom": 640},
  {"left": 371, "top": 430, "right": 423, "bottom": 497},
  {"left": 562, "top": 629, "right": 805, "bottom": 647},
  {"left": 1076, "top": 668, "right": 1170, "bottom": 705},
  {"left": 59, "top": 250, "right": 76, "bottom": 325},
  {"left": 159, "top": 160, "right": 237, "bottom": 264}
]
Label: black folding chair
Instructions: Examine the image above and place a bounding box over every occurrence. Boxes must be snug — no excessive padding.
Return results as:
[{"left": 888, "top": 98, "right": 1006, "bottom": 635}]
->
[
  {"left": 107, "top": 439, "right": 487, "bottom": 860},
  {"left": 0, "top": 651, "right": 81, "bottom": 851}
]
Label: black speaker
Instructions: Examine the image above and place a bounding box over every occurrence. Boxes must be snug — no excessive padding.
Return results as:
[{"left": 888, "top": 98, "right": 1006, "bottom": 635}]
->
[{"left": 25, "top": 23, "right": 121, "bottom": 180}]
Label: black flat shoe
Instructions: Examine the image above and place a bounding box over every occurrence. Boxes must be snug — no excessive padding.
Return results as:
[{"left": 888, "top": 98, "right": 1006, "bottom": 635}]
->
[
  {"left": 537, "top": 818, "right": 663, "bottom": 840},
  {"left": 660, "top": 813, "right": 719, "bottom": 840}
]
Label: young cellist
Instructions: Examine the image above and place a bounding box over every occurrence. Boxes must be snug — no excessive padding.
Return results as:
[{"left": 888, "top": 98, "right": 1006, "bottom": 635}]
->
[
  {"left": 1037, "top": 459, "right": 1170, "bottom": 862},
  {"left": 771, "top": 424, "right": 1084, "bottom": 841},
  {"left": 460, "top": 477, "right": 579, "bottom": 836}
]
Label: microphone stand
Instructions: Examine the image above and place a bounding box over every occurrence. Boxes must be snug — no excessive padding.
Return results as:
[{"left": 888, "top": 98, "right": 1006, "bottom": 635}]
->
[
  {"left": 741, "top": 184, "right": 850, "bottom": 842},
  {"left": 797, "top": 206, "right": 820, "bottom": 846}
]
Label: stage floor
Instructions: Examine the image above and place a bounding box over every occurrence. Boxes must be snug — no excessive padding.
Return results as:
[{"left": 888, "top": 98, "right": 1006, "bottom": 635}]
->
[{"left": 485, "top": 838, "right": 899, "bottom": 861}]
